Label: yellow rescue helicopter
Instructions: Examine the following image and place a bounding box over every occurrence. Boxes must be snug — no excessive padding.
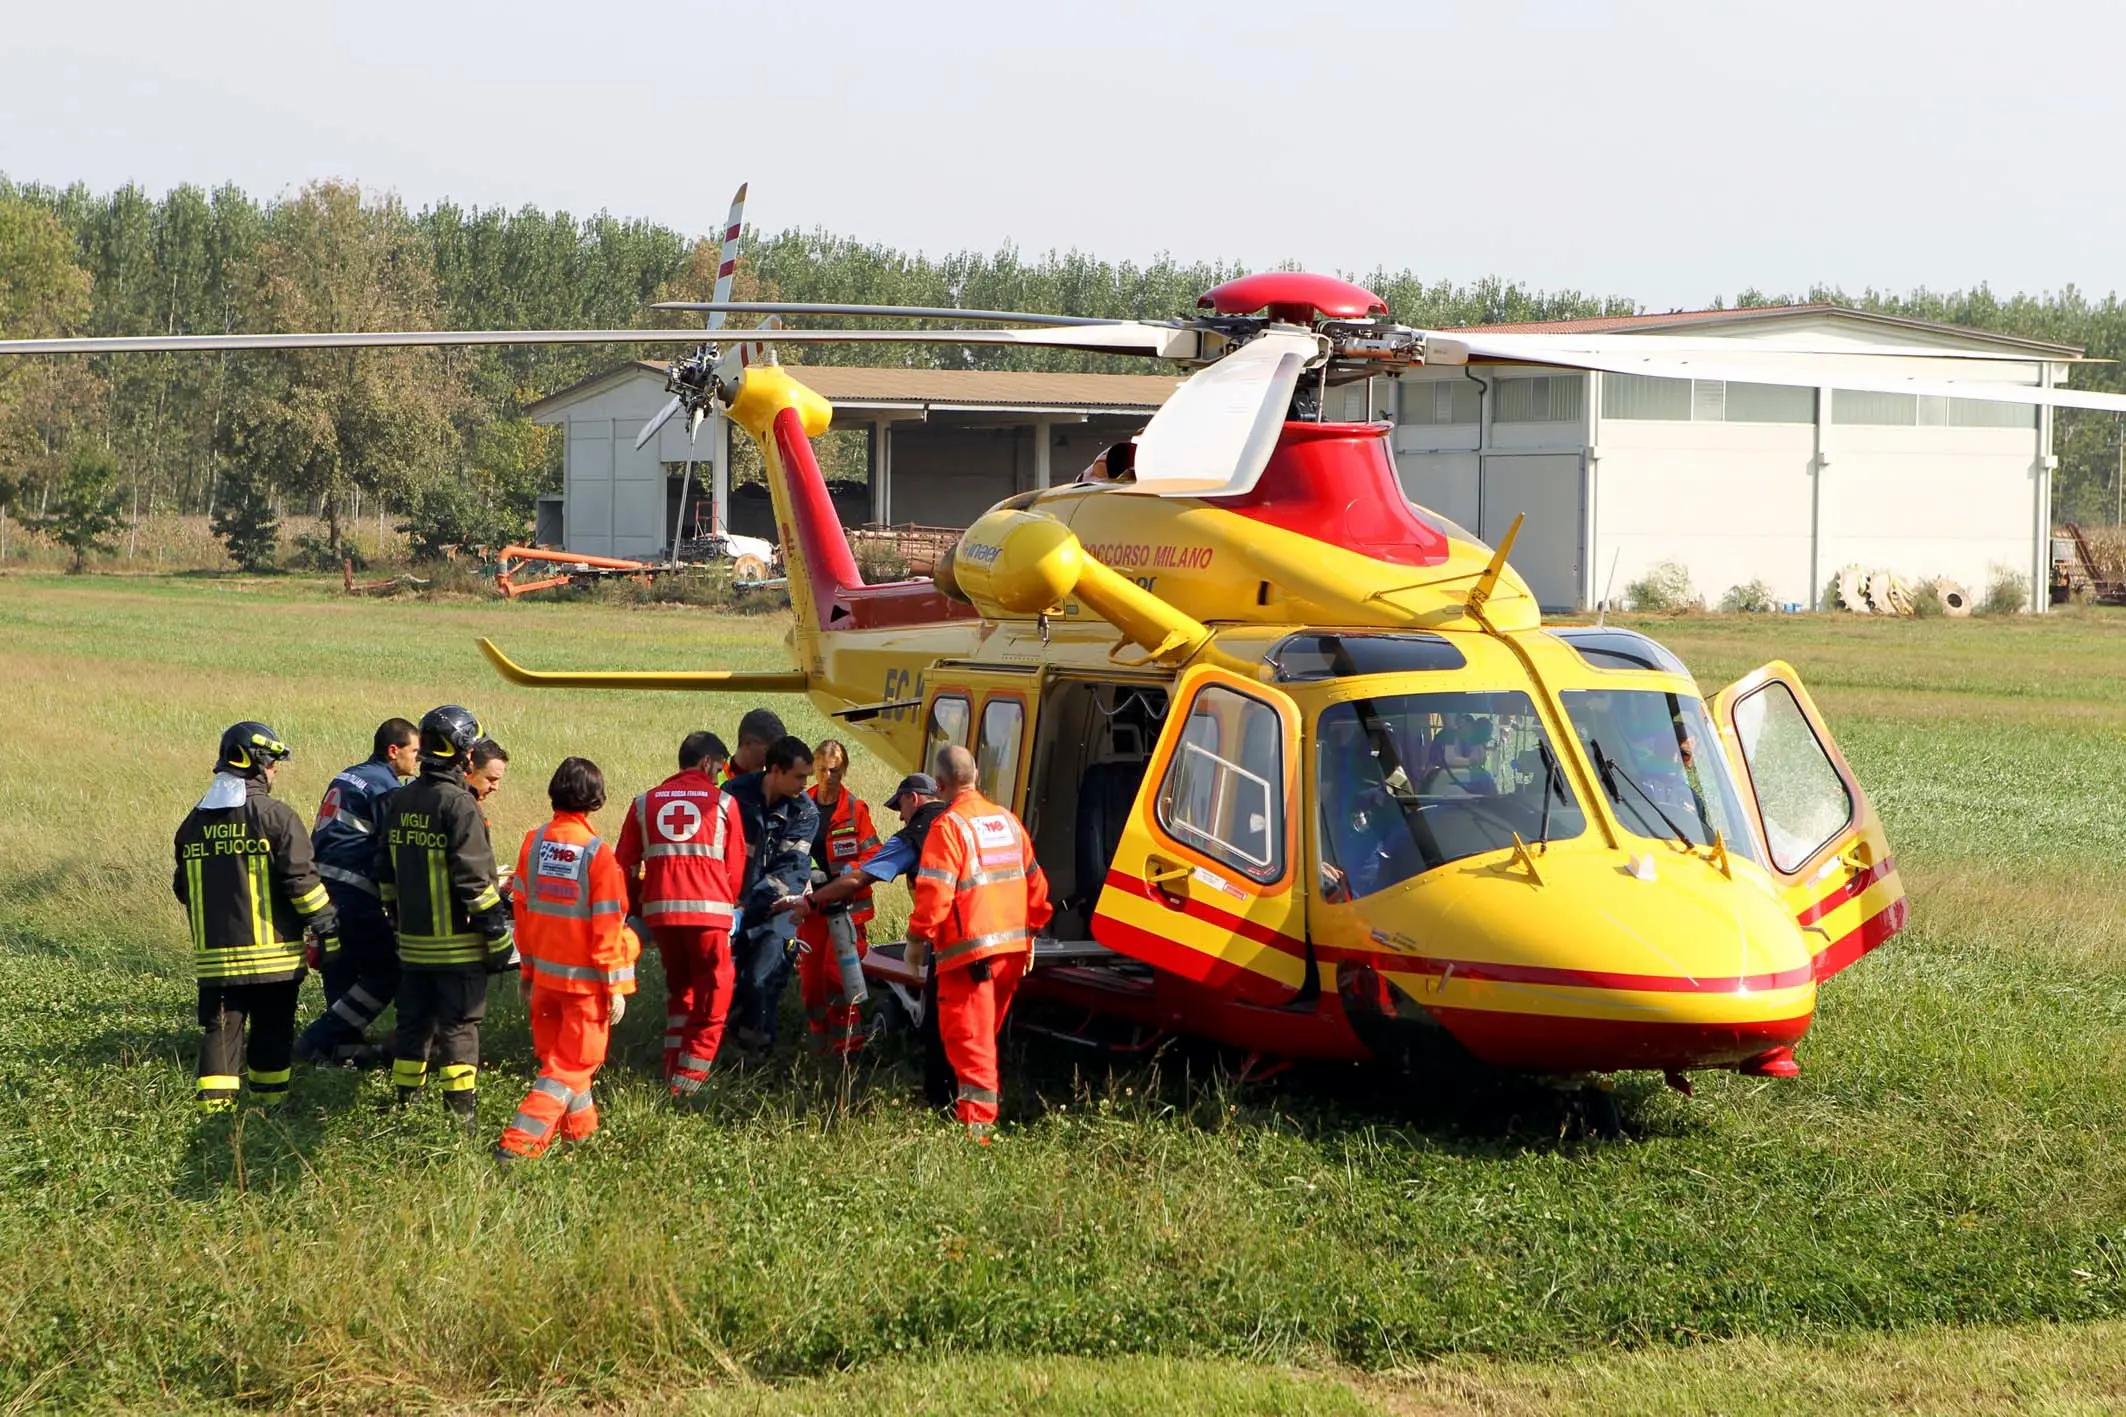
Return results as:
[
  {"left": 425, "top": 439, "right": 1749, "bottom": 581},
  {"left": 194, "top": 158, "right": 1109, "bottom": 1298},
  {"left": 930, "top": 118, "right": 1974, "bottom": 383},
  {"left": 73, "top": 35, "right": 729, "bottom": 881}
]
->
[{"left": 12, "top": 199, "right": 2122, "bottom": 1101}]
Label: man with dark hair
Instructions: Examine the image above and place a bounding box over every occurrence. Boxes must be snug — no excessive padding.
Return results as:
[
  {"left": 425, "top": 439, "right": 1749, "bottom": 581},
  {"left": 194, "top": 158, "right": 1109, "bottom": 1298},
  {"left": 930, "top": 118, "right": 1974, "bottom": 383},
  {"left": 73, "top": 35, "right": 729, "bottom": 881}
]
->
[
  {"left": 174, "top": 722, "right": 337, "bottom": 1113},
  {"left": 910, "top": 743, "right": 1052, "bottom": 1143},
  {"left": 379, "top": 705, "right": 515, "bottom": 1130},
  {"left": 497, "top": 757, "right": 638, "bottom": 1160},
  {"left": 724, "top": 708, "right": 786, "bottom": 784},
  {"left": 617, "top": 731, "right": 746, "bottom": 1091},
  {"left": 680, "top": 730, "right": 731, "bottom": 779},
  {"left": 468, "top": 738, "right": 510, "bottom": 804},
  {"left": 296, "top": 717, "right": 418, "bottom": 1067},
  {"left": 724, "top": 734, "right": 817, "bottom": 1052}
]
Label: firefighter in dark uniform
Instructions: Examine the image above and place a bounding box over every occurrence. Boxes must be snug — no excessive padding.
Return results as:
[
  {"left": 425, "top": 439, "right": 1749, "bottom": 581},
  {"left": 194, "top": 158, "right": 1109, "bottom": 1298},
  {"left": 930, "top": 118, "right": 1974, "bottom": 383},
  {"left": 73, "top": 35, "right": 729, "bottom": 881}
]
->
[
  {"left": 173, "top": 722, "right": 338, "bottom": 1114},
  {"left": 295, "top": 717, "right": 419, "bottom": 1066},
  {"left": 378, "top": 705, "right": 516, "bottom": 1126}
]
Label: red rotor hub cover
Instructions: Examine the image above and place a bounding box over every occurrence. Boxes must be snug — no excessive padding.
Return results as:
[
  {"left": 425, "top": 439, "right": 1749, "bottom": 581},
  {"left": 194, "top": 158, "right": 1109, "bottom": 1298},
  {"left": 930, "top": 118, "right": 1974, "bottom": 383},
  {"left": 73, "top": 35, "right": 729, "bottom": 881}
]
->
[{"left": 1197, "top": 272, "right": 1388, "bottom": 325}]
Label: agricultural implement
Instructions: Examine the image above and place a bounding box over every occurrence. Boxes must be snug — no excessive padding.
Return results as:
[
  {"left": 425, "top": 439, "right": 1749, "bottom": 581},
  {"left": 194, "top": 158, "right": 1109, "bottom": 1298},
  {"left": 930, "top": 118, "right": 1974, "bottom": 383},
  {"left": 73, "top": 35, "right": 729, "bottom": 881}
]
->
[
  {"left": 2053, "top": 523, "right": 2126, "bottom": 605},
  {"left": 492, "top": 544, "right": 786, "bottom": 598},
  {"left": 341, "top": 560, "right": 429, "bottom": 597}
]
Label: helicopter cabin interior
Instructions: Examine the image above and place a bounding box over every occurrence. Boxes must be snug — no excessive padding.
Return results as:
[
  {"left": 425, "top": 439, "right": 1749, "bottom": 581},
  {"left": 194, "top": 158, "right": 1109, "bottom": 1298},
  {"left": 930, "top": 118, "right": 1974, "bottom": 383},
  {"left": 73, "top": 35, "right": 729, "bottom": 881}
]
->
[{"left": 913, "top": 668, "right": 1174, "bottom": 945}]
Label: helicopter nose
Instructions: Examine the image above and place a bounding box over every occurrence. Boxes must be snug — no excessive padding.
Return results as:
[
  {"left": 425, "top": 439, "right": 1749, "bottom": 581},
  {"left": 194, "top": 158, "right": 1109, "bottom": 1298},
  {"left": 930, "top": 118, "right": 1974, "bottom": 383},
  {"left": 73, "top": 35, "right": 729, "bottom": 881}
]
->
[{"left": 1344, "top": 852, "right": 1816, "bottom": 1074}]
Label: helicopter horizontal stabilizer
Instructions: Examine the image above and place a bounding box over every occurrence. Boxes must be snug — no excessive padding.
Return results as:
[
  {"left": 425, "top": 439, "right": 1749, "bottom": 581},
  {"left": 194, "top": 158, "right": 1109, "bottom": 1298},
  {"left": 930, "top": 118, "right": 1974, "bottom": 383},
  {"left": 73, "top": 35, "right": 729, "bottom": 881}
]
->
[{"left": 478, "top": 638, "right": 808, "bottom": 694}]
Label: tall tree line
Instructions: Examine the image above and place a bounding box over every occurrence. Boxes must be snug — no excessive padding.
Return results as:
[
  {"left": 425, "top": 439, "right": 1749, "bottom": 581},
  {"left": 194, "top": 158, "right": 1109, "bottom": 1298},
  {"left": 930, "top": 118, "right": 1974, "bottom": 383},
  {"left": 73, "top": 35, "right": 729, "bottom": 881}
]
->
[{"left": 2, "top": 175, "right": 2121, "bottom": 551}]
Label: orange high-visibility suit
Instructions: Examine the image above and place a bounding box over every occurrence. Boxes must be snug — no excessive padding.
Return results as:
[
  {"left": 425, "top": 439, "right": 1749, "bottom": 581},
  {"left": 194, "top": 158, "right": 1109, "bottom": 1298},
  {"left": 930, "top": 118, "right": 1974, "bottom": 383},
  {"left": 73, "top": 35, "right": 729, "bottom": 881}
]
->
[
  {"left": 908, "top": 788, "right": 1051, "bottom": 1135},
  {"left": 498, "top": 813, "right": 638, "bottom": 1158},
  {"left": 615, "top": 769, "right": 744, "bottom": 1093},
  {"left": 797, "top": 786, "right": 881, "bottom": 1053}
]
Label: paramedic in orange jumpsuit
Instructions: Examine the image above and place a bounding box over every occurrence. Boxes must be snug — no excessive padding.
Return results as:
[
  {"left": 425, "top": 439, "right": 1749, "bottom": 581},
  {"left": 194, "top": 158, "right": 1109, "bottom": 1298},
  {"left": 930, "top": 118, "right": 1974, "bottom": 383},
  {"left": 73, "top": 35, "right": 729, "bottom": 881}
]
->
[
  {"left": 797, "top": 739, "right": 881, "bottom": 1053},
  {"left": 497, "top": 757, "right": 639, "bottom": 1160},
  {"left": 907, "top": 745, "right": 1051, "bottom": 1140}
]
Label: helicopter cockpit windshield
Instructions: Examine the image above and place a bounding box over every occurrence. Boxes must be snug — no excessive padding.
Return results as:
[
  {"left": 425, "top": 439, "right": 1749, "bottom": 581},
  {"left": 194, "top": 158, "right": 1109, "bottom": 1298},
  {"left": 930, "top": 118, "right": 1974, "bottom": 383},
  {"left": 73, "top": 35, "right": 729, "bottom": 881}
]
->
[
  {"left": 1559, "top": 691, "right": 1761, "bottom": 863},
  {"left": 1316, "top": 690, "right": 1586, "bottom": 903}
]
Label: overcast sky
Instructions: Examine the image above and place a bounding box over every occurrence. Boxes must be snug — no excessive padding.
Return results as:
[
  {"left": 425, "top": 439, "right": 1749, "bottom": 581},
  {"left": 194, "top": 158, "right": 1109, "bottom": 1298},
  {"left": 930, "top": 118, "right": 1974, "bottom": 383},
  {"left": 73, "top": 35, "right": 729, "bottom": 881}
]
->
[{"left": 2, "top": 0, "right": 2118, "bottom": 313}]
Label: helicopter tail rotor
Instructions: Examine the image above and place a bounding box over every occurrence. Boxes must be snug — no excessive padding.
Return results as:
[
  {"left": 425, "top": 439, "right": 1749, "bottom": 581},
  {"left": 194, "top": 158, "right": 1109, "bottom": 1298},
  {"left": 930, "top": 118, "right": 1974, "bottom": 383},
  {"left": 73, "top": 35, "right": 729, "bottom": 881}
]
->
[{"left": 634, "top": 181, "right": 750, "bottom": 452}]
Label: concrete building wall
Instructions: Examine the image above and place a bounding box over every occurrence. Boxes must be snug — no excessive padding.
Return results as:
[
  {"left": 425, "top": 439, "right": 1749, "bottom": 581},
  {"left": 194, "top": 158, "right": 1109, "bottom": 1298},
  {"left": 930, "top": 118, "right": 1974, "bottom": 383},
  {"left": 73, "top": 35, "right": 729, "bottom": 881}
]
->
[
  {"left": 1815, "top": 425, "right": 2040, "bottom": 602},
  {"left": 1592, "top": 419, "right": 1819, "bottom": 609}
]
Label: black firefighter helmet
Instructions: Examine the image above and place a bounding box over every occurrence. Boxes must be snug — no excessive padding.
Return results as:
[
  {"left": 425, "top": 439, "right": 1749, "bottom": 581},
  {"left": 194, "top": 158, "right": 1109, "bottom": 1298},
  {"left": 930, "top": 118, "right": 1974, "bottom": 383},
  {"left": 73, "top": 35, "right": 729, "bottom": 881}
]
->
[
  {"left": 217, "top": 721, "right": 290, "bottom": 778},
  {"left": 419, "top": 705, "right": 483, "bottom": 767}
]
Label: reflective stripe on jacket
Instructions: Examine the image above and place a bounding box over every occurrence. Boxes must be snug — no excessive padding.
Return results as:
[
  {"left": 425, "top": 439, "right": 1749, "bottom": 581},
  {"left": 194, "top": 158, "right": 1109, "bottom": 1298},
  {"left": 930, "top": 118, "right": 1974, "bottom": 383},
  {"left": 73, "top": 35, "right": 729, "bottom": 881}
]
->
[
  {"left": 908, "top": 789, "right": 1053, "bottom": 974},
  {"left": 512, "top": 812, "right": 640, "bottom": 994},
  {"left": 378, "top": 768, "right": 506, "bottom": 972},
  {"left": 173, "top": 776, "right": 338, "bottom": 983},
  {"left": 614, "top": 769, "right": 744, "bottom": 930},
  {"left": 809, "top": 786, "right": 881, "bottom": 924}
]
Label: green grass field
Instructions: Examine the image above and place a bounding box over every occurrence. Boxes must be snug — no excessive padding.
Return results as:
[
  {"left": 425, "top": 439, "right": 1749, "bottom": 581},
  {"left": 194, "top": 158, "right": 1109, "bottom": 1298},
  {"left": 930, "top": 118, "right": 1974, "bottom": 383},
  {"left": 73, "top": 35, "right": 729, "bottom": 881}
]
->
[{"left": 0, "top": 574, "right": 2121, "bottom": 1414}]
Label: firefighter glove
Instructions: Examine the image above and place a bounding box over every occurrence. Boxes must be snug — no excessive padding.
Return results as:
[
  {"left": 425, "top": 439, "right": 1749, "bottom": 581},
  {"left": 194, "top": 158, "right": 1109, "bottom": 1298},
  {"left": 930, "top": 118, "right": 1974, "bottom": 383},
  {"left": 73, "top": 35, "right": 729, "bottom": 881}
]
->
[
  {"left": 607, "top": 991, "right": 627, "bottom": 1026},
  {"left": 484, "top": 927, "right": 521, "bottom": 974}
]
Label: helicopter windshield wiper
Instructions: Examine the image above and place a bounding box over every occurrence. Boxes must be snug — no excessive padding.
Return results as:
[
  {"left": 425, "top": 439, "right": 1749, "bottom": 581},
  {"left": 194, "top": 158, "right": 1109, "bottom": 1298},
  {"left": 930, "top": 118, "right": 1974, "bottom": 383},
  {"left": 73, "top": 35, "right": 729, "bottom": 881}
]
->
[
  {"left": 1588, "top": 739, "right": 1694, "bottom": 849},
  {"left": 1535, "top": 740, "right": 1565, "bottom": 849}
]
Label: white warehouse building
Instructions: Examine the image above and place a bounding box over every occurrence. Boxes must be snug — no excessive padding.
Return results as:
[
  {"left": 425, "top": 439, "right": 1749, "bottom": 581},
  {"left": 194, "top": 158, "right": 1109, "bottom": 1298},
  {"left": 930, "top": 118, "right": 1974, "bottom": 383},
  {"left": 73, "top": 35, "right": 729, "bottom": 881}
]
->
[{"left": 1388, "top": 304, "right": 2075, "bottom": 613}]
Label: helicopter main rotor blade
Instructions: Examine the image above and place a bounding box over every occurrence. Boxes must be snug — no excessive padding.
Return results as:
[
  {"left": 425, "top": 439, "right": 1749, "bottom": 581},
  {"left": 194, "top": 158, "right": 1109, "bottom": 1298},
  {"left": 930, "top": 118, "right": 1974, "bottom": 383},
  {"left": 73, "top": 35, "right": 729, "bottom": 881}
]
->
[
  {"left": 0, "top": 329, "right": 779, "bottom": 356},
  {"left": 636, "top": 393, "right": 685, "bottom": 451},
  {"left": 1434, "top": 330, "right": 2091, "bottom": 364},
  {"left": 1127, "top": 329, "right": 1322, "bottom": 497},
  {"left": 654, "top": 300, "right": 1113, "bottom": 327},
  {"left": 1446, "top": 332, "right": 2126, "bottom": 413},
  {"left": 0, "top": 324, "right": 1192, "bottom": 358}
]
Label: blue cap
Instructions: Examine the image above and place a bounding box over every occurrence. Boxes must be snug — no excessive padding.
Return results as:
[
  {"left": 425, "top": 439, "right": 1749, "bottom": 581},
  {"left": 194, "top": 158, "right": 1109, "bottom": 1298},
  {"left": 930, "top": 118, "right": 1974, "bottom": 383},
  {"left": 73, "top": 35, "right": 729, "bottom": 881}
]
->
[{"left": 886, "top": 772, "right": 938, "bottom": 809}]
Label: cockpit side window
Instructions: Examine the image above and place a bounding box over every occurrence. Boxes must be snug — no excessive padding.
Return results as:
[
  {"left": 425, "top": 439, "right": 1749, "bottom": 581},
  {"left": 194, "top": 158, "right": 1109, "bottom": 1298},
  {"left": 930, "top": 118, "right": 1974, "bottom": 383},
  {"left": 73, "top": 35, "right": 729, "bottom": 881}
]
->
[{"left": 1156, "top": 685, "right": 1284, "bottom": 884}]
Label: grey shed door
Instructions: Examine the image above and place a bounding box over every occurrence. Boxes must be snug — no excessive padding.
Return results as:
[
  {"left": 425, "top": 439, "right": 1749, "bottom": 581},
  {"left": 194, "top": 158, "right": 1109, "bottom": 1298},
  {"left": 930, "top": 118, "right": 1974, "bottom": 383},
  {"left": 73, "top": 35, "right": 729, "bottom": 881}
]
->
[
  {"left": 566, "top": 418, "right": 668, "bottom": 559},
  {"left": 1480, "top": 453, "right": 1583, "bottom": 613},
  {"left": 566, "top": 419, "right": 615, "bottom": 556}
]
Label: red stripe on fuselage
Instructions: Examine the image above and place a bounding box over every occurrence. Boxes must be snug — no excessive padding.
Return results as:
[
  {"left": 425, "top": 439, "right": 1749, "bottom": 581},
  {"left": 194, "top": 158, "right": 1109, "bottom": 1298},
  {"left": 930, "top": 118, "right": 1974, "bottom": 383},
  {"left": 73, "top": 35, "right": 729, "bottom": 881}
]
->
[
  {"left": 1794, "top": 856, "right": 1898, "bottom": 927},
  {"left": 1809, "top": 895, "right": 1907, "bottom": 981},
  {"left": 1101, "top": 869, "right": 1818, "bottom": 996},
  {"left": 1387, "top": 954, "right": 1814, "bottom": 994}
]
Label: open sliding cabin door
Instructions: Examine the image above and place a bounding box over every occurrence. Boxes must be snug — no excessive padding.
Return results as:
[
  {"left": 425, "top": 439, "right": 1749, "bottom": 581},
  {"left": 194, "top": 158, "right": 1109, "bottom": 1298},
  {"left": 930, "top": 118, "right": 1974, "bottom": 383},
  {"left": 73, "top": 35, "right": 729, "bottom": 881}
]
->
[
  {"left": 919, "top": 667, "right": 1041, "bottom": 811},
  {"left": 1709, "top": 660, "right": 1908, "bottom": 981},
  {"left": 1089, "top": 664, "right": 1308, "bottom": 1005}
]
